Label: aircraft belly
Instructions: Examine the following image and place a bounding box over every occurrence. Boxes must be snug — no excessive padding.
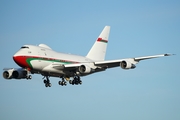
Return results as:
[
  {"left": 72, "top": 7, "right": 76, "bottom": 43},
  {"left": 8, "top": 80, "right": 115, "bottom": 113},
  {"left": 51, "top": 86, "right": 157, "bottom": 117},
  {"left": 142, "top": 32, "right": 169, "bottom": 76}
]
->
[
  {"left": 31, "top": 60, "right": 51, "bottom": 70},
  {"left": 42, "top": 62, "right": 64, "bottom": 74}
]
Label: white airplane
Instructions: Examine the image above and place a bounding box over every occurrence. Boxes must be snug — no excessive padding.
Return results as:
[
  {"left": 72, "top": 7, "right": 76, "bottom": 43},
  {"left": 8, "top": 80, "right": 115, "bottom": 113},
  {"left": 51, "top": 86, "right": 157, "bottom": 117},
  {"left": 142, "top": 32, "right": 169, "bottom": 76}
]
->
[{"left": 3, "top": 26, "right": 172, "bottom": 87}]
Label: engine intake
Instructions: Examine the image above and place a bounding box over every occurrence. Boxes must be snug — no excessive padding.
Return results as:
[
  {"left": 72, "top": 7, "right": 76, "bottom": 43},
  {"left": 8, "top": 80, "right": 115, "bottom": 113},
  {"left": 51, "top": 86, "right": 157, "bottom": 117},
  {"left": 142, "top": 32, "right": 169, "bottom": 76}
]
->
[
  {"left": 3, "top": 70, "right": 13, "bottom": 79},
  {"left": 120, "top": 61, "right": 136, "bottom": 69},
  {"left": 78, "top": 65, "right": 91, "bottom": 74}
]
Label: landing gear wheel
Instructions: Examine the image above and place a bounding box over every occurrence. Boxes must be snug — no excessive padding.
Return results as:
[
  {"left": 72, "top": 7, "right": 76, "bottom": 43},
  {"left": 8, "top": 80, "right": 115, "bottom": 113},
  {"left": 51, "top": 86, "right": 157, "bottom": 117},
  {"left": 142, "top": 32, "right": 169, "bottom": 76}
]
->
[
  {"left": 58, "top": 81, "right": 67, "bottom": 86},
  {"left": 58, "top": 81, "right": 62, "bottom": 85},
  {"left": 69, "top": 80, "right": 72, "bottom": 84},
  {"left": 79, "top": 80, "right": 82, "bottom": 85},
  {"left": 28, "top": 75, "right": 32, "bottom": 79},
  {"left": 72, "top": 80, "right": 75, "bottom": 85},
  {"left": 44, "top": 80, "right": 47, "bottom": 84},
  {"left": 26, "top": 75, "right": 32, "bottom": 80},
  {"left": 48, "top": 83, "right": 52, "bottom": 87},
  {"left": 45, "top": 83, "right": 51, "bottom": 87},
  {"left": 63, "top": 81, "right": 67, "bottom": 86},
  {"left": 45, "top": 83, "right": 49, "bottom": 87}
]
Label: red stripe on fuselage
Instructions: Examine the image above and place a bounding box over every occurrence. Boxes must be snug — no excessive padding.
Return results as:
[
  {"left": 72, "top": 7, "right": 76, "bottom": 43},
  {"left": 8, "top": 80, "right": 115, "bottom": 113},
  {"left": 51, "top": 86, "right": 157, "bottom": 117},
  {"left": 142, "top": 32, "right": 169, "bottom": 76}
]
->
[
  {"left": 13, "top": 56, "right": 31, "bottom": 68},
  {"left": 13, "top": 55, "right": 80, "bottom": 69}
]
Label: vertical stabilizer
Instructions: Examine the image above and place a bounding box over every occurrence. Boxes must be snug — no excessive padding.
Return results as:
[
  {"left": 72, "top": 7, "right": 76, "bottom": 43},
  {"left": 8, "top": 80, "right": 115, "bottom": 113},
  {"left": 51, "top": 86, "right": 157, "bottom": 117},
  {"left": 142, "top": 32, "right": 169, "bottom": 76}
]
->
[{"left": 86, "top": 26, "right": 110, "bottom": 61}]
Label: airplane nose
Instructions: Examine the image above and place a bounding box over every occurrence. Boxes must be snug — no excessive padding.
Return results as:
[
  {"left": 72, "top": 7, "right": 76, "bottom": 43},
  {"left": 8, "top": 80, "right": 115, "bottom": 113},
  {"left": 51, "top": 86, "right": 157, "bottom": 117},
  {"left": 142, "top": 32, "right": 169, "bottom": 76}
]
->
[
  {"left": 13, "top": 55, "right": 17, "bottom": 62},
  {"left": 13, "top": 55, "right": 28, "bottom": 68},
  {"left": 13, "top": 55, "right": 21, "bottom": 65}
]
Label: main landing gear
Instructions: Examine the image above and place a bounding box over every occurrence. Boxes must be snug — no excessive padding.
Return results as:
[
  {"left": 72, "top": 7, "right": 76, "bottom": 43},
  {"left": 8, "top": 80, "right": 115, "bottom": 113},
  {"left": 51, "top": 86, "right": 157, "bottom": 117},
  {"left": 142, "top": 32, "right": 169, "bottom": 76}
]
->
[
  {"left": 43, "top": 76, "right": 52, "bottom": 87},
  {"left": 69, "top": 76, "right": 82, "bottom": 85},
  {"left": 58, "top": 77, "right": 67, "bottom": 86},
  {"left": 43, "top": 75, "right": 82, "bottom": 87},
  {"left": 58, "top": 76, "right": 82, "bottom": 86}
]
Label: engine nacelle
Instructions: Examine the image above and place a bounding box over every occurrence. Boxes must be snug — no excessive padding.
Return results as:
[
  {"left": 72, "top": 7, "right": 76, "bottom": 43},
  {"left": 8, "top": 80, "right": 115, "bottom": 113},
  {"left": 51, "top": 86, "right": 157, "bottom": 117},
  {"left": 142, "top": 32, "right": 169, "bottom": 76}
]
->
[
  {"left": 3, "top": 68, "right": 28, "bottom": 79},
  {"left": 12, "top": 69, "right": 28, "bottom": 79},
  {"left": 78, "top": 65, "right": 91, "bottom": 74},
  {"left": 3, "top": 69, "right": 14, "bottom": 79},
  {"left": 120, "top": 61, "right": 136, "bottom": 70}
]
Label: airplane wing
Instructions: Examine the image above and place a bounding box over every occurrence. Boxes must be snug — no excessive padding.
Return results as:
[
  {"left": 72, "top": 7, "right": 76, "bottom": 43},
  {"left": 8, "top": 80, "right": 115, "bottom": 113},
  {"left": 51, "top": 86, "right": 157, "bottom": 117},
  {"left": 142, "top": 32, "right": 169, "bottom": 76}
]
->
[
  {"left": 47, "top": 54, "right": 173, "bottom": 74},
  {"left": 94, "top": 54, "right": 173, "bottom": 69}
]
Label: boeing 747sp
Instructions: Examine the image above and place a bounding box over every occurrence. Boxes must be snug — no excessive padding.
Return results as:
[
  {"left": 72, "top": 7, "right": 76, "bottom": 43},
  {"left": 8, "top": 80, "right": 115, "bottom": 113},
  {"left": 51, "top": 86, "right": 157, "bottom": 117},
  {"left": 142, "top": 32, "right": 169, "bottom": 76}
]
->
[{"left": 3, "top": 26, "right": 173, "bottom": 87}]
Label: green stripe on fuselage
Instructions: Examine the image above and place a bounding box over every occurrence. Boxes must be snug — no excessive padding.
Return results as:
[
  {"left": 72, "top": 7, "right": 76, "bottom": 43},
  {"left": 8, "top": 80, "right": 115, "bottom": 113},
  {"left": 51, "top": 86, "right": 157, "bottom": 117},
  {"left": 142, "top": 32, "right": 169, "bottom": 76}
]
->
[{"left": 26, "top": 57, "right": 76, "bottom": 69}]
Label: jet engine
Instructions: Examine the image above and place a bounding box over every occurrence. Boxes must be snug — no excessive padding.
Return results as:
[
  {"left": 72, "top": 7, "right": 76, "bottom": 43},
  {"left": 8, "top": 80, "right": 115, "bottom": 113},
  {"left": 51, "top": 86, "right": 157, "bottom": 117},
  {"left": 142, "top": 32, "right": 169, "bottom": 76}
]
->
[
  {"left": 3, "top": 69, "right": 14, "bottom": 79},
  {"left": 78, "top": 65, "right": 91, "bottom": 74},
  {"left": 3, "top": 68, "right": 29, "bottom": 79},
  {"left": 120, "top": 61, "right": 136, "bottom": 70}
]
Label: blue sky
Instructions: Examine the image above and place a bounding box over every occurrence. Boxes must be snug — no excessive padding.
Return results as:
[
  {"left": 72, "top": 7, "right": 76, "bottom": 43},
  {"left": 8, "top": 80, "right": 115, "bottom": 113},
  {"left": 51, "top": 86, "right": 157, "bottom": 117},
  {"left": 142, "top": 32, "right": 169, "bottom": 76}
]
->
[{"left": 0, "top": 0, "right": 180, "bottom": 120}]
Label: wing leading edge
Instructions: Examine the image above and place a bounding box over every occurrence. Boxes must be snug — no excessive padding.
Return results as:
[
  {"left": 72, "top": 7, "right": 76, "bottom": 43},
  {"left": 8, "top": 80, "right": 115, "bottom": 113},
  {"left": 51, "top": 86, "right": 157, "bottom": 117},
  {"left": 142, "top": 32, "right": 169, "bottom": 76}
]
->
[{"left": 50, "top": 53, "right": 173, "bottom": 70}]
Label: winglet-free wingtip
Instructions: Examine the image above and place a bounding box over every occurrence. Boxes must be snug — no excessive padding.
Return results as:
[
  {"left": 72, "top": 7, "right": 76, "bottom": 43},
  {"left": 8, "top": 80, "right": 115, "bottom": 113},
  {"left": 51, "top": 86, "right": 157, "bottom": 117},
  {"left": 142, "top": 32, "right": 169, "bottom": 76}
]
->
[{"left": 164, "top": 53, "right": 175, "bottom": 56}]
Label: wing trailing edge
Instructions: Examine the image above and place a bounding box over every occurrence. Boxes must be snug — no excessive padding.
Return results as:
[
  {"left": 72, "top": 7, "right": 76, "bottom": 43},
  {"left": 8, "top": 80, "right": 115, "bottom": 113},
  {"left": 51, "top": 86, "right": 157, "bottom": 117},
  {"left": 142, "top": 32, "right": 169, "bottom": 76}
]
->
[{"left": 94, "top": 53, "right": 174, "bottom": 68}]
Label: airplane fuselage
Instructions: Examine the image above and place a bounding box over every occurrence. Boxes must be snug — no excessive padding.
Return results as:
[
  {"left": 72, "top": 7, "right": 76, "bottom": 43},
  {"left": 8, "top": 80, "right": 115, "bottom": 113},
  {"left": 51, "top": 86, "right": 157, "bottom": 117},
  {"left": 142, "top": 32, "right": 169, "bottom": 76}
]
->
[{"left": 13, "top": 44, "right": 95, "bottom": 77}]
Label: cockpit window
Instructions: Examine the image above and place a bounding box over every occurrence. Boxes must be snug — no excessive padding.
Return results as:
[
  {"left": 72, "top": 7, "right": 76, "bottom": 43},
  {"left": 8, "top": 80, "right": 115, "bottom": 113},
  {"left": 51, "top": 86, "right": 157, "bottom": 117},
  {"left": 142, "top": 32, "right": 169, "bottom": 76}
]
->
[{"left": 21, "top": 46, "right": 29, "bottom": 49}]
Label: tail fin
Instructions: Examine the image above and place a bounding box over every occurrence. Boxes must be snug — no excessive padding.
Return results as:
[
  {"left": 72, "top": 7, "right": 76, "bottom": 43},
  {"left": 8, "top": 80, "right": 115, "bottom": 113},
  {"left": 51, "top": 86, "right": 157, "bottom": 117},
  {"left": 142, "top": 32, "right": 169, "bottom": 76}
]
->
[{"left": 86, "top": 26, "right": 110, "bottom": 61}]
